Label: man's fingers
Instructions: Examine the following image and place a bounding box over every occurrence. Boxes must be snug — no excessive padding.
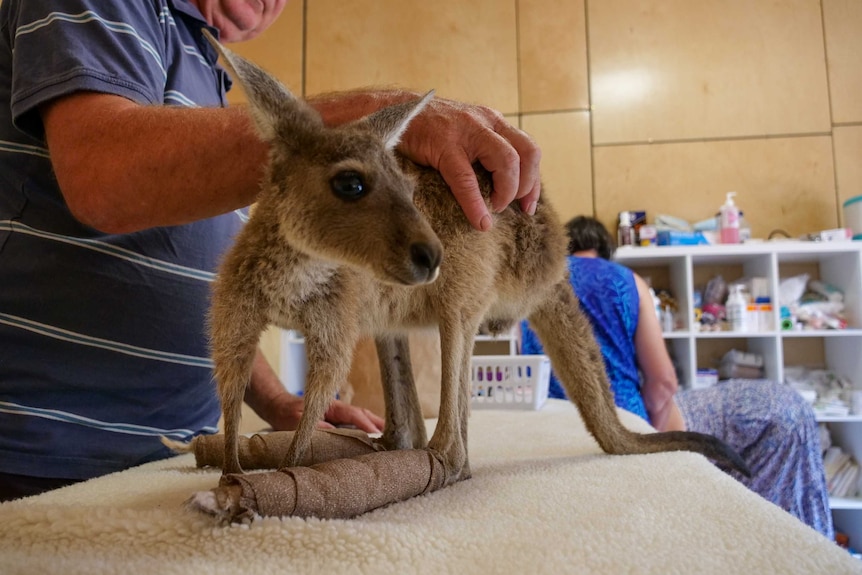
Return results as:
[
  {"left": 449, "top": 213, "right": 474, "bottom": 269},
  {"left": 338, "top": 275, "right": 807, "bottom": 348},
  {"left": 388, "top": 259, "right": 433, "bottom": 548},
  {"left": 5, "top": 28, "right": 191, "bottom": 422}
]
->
[
  {"left": 493, "top": 121, "right": 542, "bottom": 207},
  {"left": 437, "top": 151, "right": 493, "bottom": 231},
  {"left": 323, "top": 402, "right": 384, "bottom": 434},
  {"left": 474, "top": 122, "right": 542, "bottom": 215},
  {"left": 365, "top": 409, "right": 385, "bottom": 431},
  {"left": 519, "top": 178, "right": 542, "bottom": 216},
  {"left": 470, "top": 128, "right": 521, "bottom": 214},
  {"left": 344, "top": 407, "right": 383, "bottom": 434},
  {"left": 396, "top": 97, "right": 542, "bottom": 229},
  {"left": 354, "top": 410, "right": 383, "bottom": 434}
]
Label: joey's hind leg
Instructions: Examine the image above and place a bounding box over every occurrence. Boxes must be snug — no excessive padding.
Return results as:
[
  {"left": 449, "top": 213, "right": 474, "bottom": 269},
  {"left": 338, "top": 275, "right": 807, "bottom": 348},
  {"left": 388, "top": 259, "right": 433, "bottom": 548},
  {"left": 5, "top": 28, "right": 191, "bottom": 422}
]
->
[
  {"left": 375, "top": 334, "right": 427, "bottom": 451},
  {"left": 427, "top": 318, "right": 476, "bottom": 485},
  {"left": 211, "top": 296, "right": 269, "bottom": 477},
  {"left": 280, "top": 329, "right": 359, "bottom": 468},
  {"left": 213, "top": 342, "right": 261, "bottom": 476}
]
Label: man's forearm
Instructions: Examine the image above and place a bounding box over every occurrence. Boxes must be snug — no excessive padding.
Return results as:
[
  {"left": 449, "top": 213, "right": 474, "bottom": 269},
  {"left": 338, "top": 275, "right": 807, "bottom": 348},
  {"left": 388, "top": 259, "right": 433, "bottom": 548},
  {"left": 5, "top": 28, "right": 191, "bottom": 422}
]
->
[
  {"left": 244, "top": 349, "right": 294, "bottom": 425},
  {"left": 42, "top": 93, "right": 271, "bottom": 233},
  {"left": 43, "top": 90, "right": 419, "bottom": 234}
]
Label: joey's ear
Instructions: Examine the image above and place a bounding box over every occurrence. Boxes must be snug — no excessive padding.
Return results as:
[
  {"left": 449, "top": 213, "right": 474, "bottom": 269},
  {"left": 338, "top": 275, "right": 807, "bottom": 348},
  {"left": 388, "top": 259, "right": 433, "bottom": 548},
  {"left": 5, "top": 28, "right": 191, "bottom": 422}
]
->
[
  {"left": 202, "top": 29, "right": 321, "bottom": 141},
  {"left": 363, "top": 90, "right": 435, "bottom": 150}
]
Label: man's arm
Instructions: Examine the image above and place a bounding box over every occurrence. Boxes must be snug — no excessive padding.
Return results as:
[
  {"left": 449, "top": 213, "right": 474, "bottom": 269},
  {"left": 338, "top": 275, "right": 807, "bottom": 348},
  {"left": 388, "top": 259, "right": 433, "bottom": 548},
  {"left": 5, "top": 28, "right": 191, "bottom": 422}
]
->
[
  {"left": 245, "top": 349, "right": 383, "bottom": 434},
  {"left": 41, "top": 89, "right": 541, "bottom": 234},
  {"left": 41, "top": 93, "right": 267, "bottom": 234}
]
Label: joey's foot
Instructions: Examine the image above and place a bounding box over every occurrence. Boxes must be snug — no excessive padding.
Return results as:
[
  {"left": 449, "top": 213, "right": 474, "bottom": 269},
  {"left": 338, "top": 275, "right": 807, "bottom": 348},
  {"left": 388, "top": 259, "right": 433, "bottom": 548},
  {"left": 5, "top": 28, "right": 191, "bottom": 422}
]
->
[
  {"left": 186, "top": 483, "right": 254, "bottom": 525},
  {"left": 427, "top": 447, "right": 470, "bottom": 487},
  {"left": 457, "top": 461, "right": 472, "bottom": 482}
]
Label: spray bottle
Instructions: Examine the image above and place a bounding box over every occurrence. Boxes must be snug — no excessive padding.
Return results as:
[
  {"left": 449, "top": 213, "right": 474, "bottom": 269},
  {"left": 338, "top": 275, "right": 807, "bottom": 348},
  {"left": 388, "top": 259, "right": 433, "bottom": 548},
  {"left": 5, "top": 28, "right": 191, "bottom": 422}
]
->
[
  {"left": 617, "top": 211, "right": 635, "bottom": 247},
  {"left": 719, "top": 192, "right": 740, "bottom": 244}
]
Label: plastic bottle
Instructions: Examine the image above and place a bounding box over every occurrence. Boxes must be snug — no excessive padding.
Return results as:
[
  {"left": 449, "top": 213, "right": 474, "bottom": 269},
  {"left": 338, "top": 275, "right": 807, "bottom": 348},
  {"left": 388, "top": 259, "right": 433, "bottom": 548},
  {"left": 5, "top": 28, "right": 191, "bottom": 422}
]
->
[
  {"left": 726, "top": 284, "right": 748, "bottom": 332},
  {"left": 719, "top": 192, "right": 740, "bottom": 244},
  {"left": 649, "top": 287, "right": 662, "bottom": 321},
  {"left": 617, "top": 211, "right": 634, "bottom": 247},
  {"left": 662, "top": 305, "right": 675, "bottom": 332}
]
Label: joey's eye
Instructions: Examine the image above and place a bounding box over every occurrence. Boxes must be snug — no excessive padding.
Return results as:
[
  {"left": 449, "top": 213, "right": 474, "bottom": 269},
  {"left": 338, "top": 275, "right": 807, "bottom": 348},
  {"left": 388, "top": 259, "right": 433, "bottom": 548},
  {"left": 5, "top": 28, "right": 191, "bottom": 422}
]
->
[{"left": 330, "top": 170, "right": 367, "bottom": 200}]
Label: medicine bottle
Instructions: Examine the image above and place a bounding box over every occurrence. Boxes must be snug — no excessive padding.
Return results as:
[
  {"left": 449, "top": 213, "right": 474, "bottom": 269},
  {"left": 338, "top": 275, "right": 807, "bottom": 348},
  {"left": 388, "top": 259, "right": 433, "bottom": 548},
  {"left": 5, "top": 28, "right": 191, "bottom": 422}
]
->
[
  {"left": 617, "top": 211, "right": 634, "bottom": 247},
  {"left": 726, "top": 284, "right": 748, "bottom": 332},
  {"left": 719, "top": 192, "right": 740, "bottom": 244}
]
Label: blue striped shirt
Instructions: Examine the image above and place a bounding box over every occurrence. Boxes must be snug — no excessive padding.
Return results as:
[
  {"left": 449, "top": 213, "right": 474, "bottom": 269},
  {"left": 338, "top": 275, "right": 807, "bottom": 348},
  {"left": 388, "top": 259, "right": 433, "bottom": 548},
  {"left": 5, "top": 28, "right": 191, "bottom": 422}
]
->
[{"left": 0, "top": 0, "right": 245, "bottom": 480}]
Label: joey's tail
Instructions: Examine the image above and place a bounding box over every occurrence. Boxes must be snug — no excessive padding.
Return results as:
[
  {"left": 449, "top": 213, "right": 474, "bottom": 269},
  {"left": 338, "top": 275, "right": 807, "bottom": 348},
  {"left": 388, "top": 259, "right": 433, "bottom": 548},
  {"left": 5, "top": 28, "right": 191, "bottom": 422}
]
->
[{"left": 527, "top": 280, "right": 750, "bottom": 477}]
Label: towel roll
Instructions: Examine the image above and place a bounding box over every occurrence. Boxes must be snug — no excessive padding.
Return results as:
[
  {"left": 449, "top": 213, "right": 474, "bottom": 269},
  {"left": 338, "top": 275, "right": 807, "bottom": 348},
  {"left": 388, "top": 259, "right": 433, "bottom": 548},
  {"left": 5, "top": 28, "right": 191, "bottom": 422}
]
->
[
  {"left": 185, "top": 428, "right": 383, "bottom": 469},
  {"left": 200, "top": 449, "right": 446, "bottom": 520}
]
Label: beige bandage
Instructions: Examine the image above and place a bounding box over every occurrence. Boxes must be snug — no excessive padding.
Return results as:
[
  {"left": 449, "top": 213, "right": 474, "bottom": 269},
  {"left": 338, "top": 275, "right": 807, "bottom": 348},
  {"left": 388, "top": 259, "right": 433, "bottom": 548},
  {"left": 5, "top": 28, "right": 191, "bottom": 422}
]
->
[
  {"left": 208, "top": 449, "right": 446, "bottom": 520},
  {"left": 187, "top": 428, "right": 383, "bottom": 469}
]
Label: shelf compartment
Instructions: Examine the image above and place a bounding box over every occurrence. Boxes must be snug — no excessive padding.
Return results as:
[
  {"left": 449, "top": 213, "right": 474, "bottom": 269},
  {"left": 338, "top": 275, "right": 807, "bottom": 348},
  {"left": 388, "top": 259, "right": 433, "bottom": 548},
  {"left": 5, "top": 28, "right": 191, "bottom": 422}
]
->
[
  {"left": 782, "top": 335, "right": 862, "bottom": 389},
  {"left": 777, "top": 248, "right": 862, "bottom": 330}
]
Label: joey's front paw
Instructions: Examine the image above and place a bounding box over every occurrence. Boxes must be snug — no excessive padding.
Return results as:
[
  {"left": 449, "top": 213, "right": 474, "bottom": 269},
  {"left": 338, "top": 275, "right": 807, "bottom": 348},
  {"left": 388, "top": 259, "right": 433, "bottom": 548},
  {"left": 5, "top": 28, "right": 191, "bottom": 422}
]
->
[{"left": 186, "top": 484, "right": 255, "bottom": 524}]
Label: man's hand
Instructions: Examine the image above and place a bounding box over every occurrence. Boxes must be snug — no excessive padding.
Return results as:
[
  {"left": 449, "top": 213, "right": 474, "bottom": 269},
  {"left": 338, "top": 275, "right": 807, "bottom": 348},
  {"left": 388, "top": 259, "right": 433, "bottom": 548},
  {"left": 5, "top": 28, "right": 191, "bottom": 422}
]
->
[
  {"left": 398, "top": 95, "right": 542, "bottom": 232},
  {"left": 311, "top": 90, "right": 543, "bottom": 232},
  {"left": 246, "top": 349, "right": 384, "bottom": 435},
  {"left": 266, "top": 392, "right": 384, "bottom": 434}
]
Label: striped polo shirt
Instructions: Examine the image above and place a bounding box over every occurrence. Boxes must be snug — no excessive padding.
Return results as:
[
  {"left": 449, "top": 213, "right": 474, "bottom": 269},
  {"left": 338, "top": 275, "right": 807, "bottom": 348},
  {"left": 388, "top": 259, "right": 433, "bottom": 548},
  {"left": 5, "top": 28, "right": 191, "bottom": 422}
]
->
[{"left": 0, "top": 1, "right": 246, "bottom": 480}]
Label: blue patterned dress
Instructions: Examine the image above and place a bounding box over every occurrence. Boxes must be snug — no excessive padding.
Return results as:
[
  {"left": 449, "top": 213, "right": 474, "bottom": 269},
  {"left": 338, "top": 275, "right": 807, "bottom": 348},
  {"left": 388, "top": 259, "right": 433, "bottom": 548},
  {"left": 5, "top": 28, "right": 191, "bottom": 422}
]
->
[
  {"left": 521, "top": 257, "right": 648, "bottom": 421},
  {"left": 521, "top": 256, "right": 834, "bottom": 539},
  {"left": 676, "top": 380, "right": 833, "bottom": 540}
]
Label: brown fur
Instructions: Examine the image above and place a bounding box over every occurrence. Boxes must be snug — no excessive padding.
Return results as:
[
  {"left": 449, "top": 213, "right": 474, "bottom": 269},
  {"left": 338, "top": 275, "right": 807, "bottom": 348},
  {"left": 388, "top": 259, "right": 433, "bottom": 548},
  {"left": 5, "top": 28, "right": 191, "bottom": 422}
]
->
[{"left": 204, "top": 32, "right": 748, "bottom": 500}]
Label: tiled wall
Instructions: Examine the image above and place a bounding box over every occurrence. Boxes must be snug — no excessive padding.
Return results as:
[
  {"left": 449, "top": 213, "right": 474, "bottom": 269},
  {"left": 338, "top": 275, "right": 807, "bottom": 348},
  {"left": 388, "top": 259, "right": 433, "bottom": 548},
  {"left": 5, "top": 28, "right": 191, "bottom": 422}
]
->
[{"left": 233, "top": 0, "right": 862, "bottom": 239}]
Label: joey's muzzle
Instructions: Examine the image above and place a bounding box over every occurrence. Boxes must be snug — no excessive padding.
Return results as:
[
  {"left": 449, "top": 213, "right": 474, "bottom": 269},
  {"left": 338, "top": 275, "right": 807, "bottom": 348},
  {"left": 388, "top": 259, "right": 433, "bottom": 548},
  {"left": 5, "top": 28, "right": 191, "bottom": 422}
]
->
[{"left": 408, "top": 240, "right": 443, "bottom": 283}]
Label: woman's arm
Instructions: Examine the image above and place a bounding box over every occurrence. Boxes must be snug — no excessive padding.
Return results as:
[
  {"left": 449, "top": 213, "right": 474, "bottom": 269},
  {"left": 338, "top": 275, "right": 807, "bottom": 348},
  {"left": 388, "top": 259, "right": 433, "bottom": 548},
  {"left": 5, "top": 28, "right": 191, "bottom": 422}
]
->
[{"left": 632, "top": 273, "right": 686, "bottom": 432}]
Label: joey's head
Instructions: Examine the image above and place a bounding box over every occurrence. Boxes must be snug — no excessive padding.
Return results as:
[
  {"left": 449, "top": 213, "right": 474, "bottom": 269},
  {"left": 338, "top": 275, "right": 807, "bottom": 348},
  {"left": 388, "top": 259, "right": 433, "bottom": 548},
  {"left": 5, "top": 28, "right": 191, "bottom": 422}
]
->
[{"left": 204, "top": 30, "right": 443, "bottom": 286}]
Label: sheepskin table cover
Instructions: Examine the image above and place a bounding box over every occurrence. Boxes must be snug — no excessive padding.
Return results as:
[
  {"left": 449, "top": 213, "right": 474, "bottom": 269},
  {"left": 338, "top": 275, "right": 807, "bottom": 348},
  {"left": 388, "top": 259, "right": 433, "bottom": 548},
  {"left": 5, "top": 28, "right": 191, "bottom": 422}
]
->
[{"left": 0, "top": 399, "right": 857, "bottom": 575}]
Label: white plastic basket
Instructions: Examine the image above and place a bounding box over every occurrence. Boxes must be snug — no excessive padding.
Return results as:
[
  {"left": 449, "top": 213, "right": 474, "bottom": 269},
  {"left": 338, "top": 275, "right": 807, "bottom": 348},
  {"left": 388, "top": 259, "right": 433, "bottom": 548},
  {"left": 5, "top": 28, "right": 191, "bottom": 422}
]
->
[{"left": 470, "top": 355, "right": 550, "bottom": 410}]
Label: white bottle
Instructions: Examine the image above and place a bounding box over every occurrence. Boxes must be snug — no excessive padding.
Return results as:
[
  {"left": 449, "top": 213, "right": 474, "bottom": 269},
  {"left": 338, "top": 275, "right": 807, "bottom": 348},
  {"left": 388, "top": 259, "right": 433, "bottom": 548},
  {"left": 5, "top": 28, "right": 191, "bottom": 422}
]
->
[
  {"left": 662, "top": 305, "right": 675, "bottom": 332},
  {"left": 719, "top": 192, "right": 740, "bottom": 244},
  {"left": 617, "top": 211, "right": 634, "bottom": 247},
  {"left": 650, "top": 287, "right": 662, "bottom": 321},
  {"left": 726, "top": 284, "right": 748, "bottom": 332}
]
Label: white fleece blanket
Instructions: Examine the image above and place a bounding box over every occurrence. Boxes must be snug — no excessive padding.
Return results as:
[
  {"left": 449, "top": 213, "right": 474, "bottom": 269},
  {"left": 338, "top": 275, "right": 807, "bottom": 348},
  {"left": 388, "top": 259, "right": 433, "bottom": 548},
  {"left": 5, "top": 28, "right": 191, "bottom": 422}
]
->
[{"left": 0, "top": 400, "right": 857, "bottom": 575}]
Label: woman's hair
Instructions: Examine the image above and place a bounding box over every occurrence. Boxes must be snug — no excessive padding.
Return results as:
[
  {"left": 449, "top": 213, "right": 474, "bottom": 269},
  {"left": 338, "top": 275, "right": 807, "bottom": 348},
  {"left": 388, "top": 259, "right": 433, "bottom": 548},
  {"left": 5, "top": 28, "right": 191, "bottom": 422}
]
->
[{"left": 564, "top": 216, "right": 616, "bottom": 260}]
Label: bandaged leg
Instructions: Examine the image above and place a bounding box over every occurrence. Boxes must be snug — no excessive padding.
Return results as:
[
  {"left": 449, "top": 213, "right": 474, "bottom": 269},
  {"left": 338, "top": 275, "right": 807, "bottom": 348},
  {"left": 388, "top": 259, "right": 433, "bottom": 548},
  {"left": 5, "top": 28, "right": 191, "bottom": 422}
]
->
[
  {"left": 167, "top": 428, "right": 382, "bottom": 470},
  {"left": 189, "top": 448, "right": 446, "bottom": 522}
]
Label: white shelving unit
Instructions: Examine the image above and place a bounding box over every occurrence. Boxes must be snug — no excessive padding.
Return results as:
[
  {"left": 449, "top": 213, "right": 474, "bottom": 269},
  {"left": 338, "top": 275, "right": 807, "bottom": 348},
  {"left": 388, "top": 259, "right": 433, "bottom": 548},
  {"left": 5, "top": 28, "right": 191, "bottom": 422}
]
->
[{"left": 615, "top": 240, "right": 862, "bottom": 544}]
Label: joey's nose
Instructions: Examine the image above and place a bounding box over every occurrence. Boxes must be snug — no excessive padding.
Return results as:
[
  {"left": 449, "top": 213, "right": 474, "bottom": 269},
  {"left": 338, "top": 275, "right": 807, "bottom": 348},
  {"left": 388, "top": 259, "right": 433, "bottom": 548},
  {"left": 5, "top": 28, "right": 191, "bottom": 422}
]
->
[{"left": 410, "top": 241, "right": 443, "bottom": 282}]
